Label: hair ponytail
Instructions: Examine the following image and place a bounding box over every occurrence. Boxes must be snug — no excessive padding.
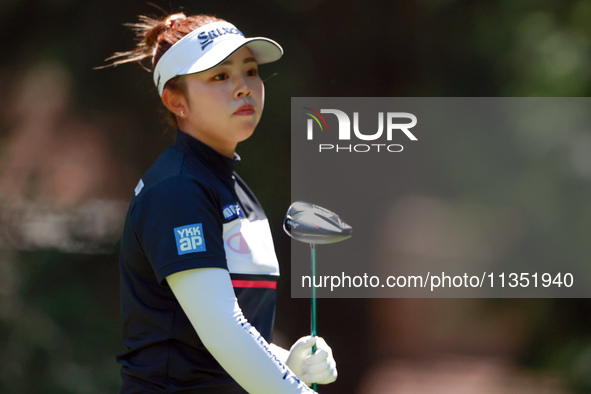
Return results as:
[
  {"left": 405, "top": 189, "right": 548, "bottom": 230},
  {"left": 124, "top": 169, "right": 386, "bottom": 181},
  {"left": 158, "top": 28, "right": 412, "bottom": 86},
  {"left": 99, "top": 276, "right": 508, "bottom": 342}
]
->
[
  {"left": 97, "top": 13, "right": 223, "bottom": 71},
  {"left": 97, "top": 12, "right": 224, "bottom": 128}
]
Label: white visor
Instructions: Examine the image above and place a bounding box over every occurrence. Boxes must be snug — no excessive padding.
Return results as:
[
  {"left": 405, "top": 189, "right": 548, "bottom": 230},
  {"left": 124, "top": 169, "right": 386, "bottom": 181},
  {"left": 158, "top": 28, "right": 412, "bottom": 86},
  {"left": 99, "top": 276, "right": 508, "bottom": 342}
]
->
[{"left": 153, "top": 21, "right": 283, "bottom": 96}]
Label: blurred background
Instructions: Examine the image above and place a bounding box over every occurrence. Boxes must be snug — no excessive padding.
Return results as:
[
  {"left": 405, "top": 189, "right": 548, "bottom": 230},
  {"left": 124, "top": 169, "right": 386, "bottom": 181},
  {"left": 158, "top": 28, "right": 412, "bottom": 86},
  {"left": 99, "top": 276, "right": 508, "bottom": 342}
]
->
[{"left": 1, "top": 0, "right": 591, "bottom": 392}]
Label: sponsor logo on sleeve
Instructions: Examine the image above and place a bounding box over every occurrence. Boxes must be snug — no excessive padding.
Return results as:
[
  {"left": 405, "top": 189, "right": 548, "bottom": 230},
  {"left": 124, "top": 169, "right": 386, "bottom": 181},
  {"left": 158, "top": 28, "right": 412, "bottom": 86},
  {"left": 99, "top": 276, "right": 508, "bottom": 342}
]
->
[
  {"left": 174, "top": 223, "right": 206, "bottom": 255},
  {"left": 222, "top": 203, "right": 244, "bottom": 221}
]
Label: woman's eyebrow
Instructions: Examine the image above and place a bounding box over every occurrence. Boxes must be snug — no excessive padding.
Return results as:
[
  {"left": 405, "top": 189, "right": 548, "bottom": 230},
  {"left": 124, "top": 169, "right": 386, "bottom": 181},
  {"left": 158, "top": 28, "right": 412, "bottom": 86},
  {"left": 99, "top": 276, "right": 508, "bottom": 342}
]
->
[{"left": 220, "top": 57, "right": 258, "bottom": 66}]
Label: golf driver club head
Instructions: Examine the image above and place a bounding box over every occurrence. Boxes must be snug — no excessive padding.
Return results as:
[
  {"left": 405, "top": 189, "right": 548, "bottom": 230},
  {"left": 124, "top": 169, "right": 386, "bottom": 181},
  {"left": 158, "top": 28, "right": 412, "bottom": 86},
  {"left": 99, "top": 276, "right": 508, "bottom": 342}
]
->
[{"left": 283, "top": 201, "right": 353, "bottom": 245}]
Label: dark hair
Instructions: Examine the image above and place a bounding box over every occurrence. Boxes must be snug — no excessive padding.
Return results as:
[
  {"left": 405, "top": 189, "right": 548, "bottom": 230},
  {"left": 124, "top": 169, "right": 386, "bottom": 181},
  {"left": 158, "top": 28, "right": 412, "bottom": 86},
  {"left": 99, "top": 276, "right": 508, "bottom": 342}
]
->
[{"left": 100, "top": 13, "right": 225, "bottom": 127}]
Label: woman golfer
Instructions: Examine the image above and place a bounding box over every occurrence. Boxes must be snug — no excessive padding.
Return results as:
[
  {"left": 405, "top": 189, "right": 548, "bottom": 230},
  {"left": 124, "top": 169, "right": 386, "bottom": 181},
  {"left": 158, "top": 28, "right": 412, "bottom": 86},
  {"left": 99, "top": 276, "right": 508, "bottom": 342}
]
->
[{"left": 105, "top": 11, "right": 337, "bottom": 393}]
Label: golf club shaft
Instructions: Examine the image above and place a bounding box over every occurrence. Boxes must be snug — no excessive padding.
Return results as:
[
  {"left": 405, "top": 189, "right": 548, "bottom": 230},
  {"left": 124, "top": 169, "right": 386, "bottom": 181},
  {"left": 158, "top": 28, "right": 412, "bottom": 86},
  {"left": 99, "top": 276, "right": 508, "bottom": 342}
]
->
[
  {"left": 310, "top": 244, "right": 318, "bottom": 392},
  {"left": 284, "top": 202, "right": 352, "bottom": 393}
]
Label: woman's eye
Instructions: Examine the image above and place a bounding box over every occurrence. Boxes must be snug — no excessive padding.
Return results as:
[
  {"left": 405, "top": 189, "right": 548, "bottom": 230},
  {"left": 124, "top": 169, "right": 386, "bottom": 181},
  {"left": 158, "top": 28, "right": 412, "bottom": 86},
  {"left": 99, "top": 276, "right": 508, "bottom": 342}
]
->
[
  {"left": 213, "top": 73, "right": 228, "bottom": 81},
  {"left": 246, "top": 68, "right": 258, "bottom": 77}
]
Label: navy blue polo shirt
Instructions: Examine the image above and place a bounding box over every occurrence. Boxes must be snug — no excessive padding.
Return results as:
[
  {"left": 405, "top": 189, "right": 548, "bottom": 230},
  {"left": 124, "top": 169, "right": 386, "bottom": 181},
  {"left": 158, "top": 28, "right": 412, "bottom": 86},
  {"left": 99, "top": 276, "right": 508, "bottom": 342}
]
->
[{"left": 117, "top": 130, "right": 280, "bottom": 393}]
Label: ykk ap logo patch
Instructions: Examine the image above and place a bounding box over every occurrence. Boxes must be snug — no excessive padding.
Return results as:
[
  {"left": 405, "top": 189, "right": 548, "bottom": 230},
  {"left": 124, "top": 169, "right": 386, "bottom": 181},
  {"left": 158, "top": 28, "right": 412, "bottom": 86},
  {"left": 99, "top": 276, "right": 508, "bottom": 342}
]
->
[{"left": 174, "top": 223, "right": 206, "bottom": 255}]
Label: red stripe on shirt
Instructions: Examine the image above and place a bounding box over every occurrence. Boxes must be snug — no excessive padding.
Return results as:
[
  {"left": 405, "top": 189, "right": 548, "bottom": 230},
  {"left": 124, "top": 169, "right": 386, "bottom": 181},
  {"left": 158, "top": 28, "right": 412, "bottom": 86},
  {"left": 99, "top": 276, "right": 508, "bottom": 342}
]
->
[{"left": 231, "top": 280, "right": 277, "bottom": 289}]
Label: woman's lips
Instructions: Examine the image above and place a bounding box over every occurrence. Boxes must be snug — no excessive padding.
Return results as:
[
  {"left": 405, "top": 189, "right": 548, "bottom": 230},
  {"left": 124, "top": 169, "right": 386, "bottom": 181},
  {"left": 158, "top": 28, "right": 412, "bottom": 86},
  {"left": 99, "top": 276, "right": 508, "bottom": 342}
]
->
[{"left": 234, "top": 105, "right": 255, "bottom": 116}]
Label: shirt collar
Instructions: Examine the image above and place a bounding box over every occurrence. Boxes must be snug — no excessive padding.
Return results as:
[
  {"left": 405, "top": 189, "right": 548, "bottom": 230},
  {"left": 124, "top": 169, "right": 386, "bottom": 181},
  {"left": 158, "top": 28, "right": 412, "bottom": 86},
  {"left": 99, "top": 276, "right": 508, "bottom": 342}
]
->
[{"left": 172, "top": 130, "right": 240, "bottom": 178}]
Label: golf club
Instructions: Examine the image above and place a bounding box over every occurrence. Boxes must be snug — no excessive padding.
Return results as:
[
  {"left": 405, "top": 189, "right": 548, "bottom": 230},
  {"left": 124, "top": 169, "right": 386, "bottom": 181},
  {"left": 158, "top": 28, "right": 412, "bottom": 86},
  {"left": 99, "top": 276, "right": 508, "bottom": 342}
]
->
[{"left": 283, "top": 201, "right": 352, "bottom": 391}]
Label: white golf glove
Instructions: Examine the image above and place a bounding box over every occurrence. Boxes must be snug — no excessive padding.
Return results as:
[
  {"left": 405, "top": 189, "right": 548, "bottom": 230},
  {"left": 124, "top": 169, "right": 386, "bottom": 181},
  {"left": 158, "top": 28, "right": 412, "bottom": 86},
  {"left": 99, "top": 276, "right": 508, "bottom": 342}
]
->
[{"left": 285, "top": 335, "right": 337, "bottom": 386}]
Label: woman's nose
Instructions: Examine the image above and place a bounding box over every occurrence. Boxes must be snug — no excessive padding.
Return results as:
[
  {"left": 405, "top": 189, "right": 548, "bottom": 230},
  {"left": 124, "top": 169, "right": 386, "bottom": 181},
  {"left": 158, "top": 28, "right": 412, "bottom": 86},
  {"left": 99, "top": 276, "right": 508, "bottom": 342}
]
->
[{"left": 234, "top": 77, "right": 252, "bottom": 98}]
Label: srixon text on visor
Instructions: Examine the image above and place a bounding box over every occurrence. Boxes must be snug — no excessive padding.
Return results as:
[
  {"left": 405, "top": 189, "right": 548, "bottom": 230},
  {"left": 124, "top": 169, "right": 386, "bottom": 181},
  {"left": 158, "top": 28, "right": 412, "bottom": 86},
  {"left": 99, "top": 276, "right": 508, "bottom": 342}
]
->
[
  {"left": 199, "top": 27, "right": 244, "bottom": 50},
  {"left": 307, "top": 110, "right": 417, "bottom": 153}
]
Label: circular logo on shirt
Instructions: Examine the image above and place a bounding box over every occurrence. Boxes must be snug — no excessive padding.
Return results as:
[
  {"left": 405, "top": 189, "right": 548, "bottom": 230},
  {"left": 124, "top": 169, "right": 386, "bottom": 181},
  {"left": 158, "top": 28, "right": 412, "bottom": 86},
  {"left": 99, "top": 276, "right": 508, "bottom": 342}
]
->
[{"left": 226, "top": 233, "right": 251, "bottom": 254}]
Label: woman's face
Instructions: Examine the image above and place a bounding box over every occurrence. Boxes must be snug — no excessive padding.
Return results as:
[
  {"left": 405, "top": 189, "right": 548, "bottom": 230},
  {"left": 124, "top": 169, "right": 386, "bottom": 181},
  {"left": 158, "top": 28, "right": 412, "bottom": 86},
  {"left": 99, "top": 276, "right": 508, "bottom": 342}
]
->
[{"left": 177, "top": 46, "right": 264, "bottom": 157}]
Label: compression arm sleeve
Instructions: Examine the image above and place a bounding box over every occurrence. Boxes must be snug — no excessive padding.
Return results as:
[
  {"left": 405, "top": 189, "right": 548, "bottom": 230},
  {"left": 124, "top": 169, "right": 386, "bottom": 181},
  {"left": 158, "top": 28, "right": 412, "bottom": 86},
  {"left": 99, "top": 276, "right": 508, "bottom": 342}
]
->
[
  {"left": 167, "top": 268, "right": 314, "bottom": 394},
  {"left": 269, "top": 343, "right": 290, "bottom": 363}
]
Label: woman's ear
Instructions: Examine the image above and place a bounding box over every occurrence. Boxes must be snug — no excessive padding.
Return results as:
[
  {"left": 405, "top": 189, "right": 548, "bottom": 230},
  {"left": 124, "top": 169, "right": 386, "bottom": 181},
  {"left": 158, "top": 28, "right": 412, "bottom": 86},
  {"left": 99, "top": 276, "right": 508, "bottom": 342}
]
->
[{"left": 161, "top": 88, "right": 187, "bottom": 117}]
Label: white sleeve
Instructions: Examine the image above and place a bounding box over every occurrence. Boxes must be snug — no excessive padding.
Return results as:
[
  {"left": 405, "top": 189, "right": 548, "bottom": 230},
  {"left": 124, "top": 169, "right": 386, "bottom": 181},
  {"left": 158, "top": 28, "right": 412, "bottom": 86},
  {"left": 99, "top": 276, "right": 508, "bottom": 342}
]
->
[
  {"left": 269, "top": 343, "right": 290, "bottom": 363},
  {"left": 167, "top": 267, "right": 315, "bottom": 394}
]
